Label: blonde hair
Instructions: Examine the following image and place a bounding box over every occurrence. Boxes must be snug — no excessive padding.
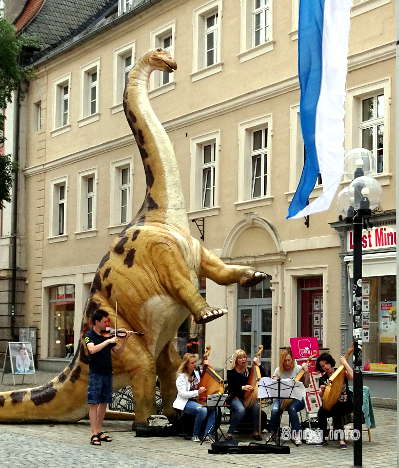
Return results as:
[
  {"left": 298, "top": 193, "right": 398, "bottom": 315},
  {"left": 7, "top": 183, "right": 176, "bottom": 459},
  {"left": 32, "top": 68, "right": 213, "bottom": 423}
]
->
[
  {"left": 229, "top": 349, "right": 247, "bottom": 369},
  {"left": 177, "top": 353, "right": 198, "bottom": 375},
  {"left": 279, "top": 347, "right": 294, "bottom": 372}
]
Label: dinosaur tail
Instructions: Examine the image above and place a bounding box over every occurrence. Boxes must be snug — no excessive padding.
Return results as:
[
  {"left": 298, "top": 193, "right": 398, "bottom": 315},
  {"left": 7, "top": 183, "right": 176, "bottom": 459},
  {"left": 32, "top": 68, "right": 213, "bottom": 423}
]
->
[{"left": 0, "top": 345, "right": 89, "bottom": 423}]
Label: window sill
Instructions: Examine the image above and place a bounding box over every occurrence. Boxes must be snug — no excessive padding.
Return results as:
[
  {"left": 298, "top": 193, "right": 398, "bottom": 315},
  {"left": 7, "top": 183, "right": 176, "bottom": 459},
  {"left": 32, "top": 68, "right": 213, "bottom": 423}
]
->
[
  {"left": 351, "top": 0, "right": 391, "bottom": 17},
  {"left": 238, "top": 41, "right": 275, "bottom": 63},
  {"left": 188, "top": 207, "right": 220, "bottom": 219},
  {"left": 149, "top": 81, "right": 176, "bottom": 99},
  {"left": 75, "top": 229, "right": 97, "bottom": 239},
  {"left": 78, "top": 113, "right": 100, "bottom": 127},
  {"left": 51, "top": 125, "right": 71, "bottom": 137},
  {"left": 48, "top": 234, "right": 68, "bottom": 243},
  {"left": 234, "top": 196, "right": 273, "bottom": 211},
  {"left": 111, "top": 103, "right": 123, "bottom": 115},
  {"left": 191, "top": 62, "right": 223, "bottom": 83},
  {"left": 107, "top": 224, "right": 129, "bottom": 235}
]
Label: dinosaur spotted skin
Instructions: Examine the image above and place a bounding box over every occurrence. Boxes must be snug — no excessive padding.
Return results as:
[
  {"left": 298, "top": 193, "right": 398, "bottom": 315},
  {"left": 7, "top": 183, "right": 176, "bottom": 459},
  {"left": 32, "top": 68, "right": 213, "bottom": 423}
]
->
[{"left": 0, "top": 49, "right": 269, "bottom": 424}]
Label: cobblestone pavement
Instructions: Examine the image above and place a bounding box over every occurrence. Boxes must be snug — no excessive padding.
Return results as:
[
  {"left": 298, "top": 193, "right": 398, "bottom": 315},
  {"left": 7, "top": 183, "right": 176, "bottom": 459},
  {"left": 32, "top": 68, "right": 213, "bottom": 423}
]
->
[{"left": 0, "top": 372, "right": 397, "bottom": 467}]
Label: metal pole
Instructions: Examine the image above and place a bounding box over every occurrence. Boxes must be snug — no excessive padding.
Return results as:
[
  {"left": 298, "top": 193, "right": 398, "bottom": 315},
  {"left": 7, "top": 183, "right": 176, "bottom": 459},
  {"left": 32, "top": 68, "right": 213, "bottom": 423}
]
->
[{"left": 352, "top": 209, "right": 363, "bottom": 467}]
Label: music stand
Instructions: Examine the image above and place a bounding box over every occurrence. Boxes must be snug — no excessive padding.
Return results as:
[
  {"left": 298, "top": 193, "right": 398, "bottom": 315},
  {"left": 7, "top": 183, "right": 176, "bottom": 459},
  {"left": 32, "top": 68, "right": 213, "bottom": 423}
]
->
[
  {"left": 200, "top": 393, "right": 228, "bottom": 445},
  {"left": 258, "top": 377, "right": 305, "bottom": 446}
]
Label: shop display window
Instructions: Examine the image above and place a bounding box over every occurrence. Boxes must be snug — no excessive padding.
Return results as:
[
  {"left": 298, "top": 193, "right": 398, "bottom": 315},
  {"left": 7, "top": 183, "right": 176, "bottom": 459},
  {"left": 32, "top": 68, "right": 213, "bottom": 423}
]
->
[
  {"left": 362, "top": 275, "right": 396, "bottom": 373},
  {"left": 48, "top": 285, "right": 75, "bottom": 358}
]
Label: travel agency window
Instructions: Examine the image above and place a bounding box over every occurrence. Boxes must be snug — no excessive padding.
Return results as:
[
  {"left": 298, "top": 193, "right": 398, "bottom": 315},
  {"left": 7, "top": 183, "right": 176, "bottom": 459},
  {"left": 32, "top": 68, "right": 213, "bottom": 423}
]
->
[
  {"left": 48, "top": 285, "right": 75, "bottom": 359},
  {"left": 345, "top": 223, "right": 397, "bottom": 374}
]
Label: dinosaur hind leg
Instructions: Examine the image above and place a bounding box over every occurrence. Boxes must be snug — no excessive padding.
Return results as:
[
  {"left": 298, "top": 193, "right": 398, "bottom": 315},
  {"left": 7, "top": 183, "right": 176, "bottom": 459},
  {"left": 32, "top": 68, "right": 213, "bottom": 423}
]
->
[{"left": 156, "top": 341, "right": 181, "bottom": 421}]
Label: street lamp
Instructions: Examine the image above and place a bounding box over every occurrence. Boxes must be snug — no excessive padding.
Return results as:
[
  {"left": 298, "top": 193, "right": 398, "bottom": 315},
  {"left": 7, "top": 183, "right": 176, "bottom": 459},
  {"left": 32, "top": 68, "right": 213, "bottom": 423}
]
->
[{"left": 337, "top": 148, "right": 382, "bottom": 468}]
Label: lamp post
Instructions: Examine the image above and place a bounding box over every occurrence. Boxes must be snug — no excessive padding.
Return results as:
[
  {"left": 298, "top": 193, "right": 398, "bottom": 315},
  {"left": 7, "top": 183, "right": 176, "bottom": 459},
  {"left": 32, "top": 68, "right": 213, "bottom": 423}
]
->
[{"left": 337, "top": 148, "right": 382, "bottom": 468}]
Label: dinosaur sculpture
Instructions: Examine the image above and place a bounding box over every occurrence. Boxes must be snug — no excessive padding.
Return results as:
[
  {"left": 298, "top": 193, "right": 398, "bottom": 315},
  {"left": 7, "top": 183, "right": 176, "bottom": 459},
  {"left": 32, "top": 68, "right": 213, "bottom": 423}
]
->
[{"left": 0, "top": 49, "right": 268, "bottom": 424}]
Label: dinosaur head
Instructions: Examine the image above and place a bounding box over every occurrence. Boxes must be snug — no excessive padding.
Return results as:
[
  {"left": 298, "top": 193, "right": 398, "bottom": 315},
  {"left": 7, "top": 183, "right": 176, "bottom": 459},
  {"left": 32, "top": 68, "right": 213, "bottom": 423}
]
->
[{"left": 146, "top": 48, "right": 177, "bottom": 73}]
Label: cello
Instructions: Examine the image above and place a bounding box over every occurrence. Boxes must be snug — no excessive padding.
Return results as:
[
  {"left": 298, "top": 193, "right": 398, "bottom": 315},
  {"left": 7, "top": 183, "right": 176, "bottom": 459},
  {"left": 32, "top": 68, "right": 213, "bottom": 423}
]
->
[
  {"left": 321, "top": 347, "right": 353, "bottom": 411},
  {"left": 243, "top": 345, "right": 263, "bottom": 408},
  {"left": 198, "top": 345, "right": 224, "bottom": 404}
]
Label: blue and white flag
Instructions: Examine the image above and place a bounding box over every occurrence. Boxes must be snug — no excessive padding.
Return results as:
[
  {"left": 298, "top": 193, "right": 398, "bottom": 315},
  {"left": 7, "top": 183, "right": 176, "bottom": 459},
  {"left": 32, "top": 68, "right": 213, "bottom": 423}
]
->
[{"left": 287, "top": 0, "right": 352, "bottom": 219}]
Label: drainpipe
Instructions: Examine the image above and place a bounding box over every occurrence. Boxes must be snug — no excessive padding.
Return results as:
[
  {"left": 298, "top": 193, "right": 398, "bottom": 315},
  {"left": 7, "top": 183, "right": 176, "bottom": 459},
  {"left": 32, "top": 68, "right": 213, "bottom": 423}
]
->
[{"left": 8, "top": 84, "right": 21, "bottom": 341}]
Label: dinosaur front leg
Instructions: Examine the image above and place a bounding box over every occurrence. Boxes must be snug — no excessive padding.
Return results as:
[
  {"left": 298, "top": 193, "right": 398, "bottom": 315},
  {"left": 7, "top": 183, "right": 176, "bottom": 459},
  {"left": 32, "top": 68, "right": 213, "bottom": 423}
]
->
[
  {"left": 200, "top": 246, "right": 269, "bottom": 287},
  {"left": 153, "top": 242, "right": 225, "bottom": 324},
  {"left": 156, "top": 341, "right": 181, "bottom": 421}
]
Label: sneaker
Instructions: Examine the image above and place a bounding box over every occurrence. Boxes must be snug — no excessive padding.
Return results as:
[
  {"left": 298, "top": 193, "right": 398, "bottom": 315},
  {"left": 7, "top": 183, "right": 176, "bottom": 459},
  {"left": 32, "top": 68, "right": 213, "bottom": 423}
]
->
[
  {"left": 192, "top": 436, "right": 200, "bottom": 442},
  {"left": 315, "top": 440, "right": 328, "bottom": 447},
  {"left": 292, "top": 435, "right": 302, "bottom": 446},
  {"left": 339, "top": 442, "right": 348, "bottom": 450}
]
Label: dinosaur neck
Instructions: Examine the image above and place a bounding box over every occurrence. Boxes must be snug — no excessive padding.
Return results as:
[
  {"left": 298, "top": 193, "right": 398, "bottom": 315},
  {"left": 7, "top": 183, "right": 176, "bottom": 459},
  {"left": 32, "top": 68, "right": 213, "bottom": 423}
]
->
[{"left": 124, "top": 59, "right": 188, "bottom": 233}]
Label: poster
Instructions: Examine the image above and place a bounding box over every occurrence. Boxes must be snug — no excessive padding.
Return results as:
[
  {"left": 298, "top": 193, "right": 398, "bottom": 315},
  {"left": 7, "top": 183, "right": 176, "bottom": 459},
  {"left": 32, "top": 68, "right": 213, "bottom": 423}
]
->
[
  {"left": 9, "top": 342, "right": 35, "bottom": 374},
  {"left": 379, "top": 301, "right": 397, "bottom": 343}
]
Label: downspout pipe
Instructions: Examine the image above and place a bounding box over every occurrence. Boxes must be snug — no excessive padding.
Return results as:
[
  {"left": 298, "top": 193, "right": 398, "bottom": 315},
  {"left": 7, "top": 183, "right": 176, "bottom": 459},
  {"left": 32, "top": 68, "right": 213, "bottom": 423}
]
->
[{"left": 9, "top": 84, "right": 21, "bottom": 341}]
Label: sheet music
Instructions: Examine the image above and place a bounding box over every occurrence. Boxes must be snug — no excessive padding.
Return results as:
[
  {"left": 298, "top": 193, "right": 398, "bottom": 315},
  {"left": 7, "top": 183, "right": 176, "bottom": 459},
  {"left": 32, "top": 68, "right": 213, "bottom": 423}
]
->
[
  {"left": 206, "top": 393, "right": 228, "bottom": 407},
  {"left": 258, "top": 377, "right": 306, "bottom": 401}
]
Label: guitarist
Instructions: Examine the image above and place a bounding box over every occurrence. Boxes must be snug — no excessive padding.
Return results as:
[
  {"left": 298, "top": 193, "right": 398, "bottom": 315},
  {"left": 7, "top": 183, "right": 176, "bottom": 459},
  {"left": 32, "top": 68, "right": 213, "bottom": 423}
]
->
[
  {"left": 226, "top": 349, "right": 265, "bottom": 441},
  {"left": 316, "top": 352, "right": 353, "bottom": 449},
  {"left": 269, "top": 348, "right": 310, "bottom": 446}
]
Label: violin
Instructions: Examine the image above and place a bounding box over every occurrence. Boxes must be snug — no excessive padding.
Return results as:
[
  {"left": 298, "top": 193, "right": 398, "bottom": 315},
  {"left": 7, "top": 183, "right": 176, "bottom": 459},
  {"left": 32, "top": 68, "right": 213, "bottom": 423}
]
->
[{"left": 100, "top": 327, "right": 144, "bottom": 338}]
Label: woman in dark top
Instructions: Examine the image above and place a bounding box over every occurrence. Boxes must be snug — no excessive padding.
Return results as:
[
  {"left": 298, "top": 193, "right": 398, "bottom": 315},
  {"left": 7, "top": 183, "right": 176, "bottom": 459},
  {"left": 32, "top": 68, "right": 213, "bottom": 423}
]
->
[
  {"left": 316, "top": 352, "right": 353, "bottom": 449},
  {"left": 226, "top": 349, "right": 264, "bottom": 440}
]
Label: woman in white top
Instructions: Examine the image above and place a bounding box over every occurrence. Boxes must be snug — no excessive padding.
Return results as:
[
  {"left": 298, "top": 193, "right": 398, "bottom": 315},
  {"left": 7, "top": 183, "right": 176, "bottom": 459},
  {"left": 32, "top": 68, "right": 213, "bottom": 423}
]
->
[
  {"left": 269, "top": 348, "right": 309, "bottom": 446},
  {"left": 173, "top": 353, "right": 216, "bottom": 442}
]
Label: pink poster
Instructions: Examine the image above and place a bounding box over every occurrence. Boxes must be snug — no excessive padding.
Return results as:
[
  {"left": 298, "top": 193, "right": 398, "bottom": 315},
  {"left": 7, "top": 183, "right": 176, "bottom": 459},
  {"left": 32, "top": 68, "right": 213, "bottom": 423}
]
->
[{"left": 290, "top": 337, "right": 320, "bottom": 373}]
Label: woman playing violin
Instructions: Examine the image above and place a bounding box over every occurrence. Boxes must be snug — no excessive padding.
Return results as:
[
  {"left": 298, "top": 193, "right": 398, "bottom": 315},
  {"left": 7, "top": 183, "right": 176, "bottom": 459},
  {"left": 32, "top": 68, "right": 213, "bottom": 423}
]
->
[
  {"left": 226, "top": 349, "right": 265, "bottom": 440},
  {"left": 172, "top": 353, "right": 216, "bottom": 442},
  {"left": 269, "top": 348, "right": 309, "bottom": 446}
]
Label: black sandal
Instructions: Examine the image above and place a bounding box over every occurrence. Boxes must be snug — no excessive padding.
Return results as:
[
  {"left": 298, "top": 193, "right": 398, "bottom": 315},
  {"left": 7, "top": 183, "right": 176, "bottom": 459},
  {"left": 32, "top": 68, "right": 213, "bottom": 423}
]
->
[
  {"left": 97, "top": 432, "right": 112, "bottom": 442},
  {"left": 90, "top": 434, "right": 101, "bottom": 446}
]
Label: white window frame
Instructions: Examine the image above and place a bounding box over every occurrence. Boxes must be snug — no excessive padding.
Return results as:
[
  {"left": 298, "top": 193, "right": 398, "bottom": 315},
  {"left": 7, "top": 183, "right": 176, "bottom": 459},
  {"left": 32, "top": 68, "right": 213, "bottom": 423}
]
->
[
  {"left": 52, "top": 74, "right": 71, "bottom": 133},
  {"left": 287, "top": 104, "right": 322, "bottom": 199},
  {"left": 149, "top": 21, "right": 176, "bottom": 94},
  {"left": 76, "top": 169, "right": 98, "bottom": 236},
  {"left": 49, "top": 176, "right": 68, "bottom": 240},
  {"left": 109, "top": 158, "right": 133, "bottom": 228},
  {"left": 345, "top": 78, "right": 391, "bottom": 181},
  {"left": 189, "top": 130, "right": 221, "bottom": 215},
  {"left": 236, "top": 115, "right": 273, "bottom": 210},
  {"left": 79, "top": 59, "right": 100, "bottom": 126},
  {"left": 239, "top": 0, "right": 274, "bottom": 62},
  {"left": 34, "top": 100, "right": 42, "bottom": 132},
  {"left": 192, "top": 0, "right": 223, "bottom": 82},
  {"left": 112, "top": 42, "right": 135, "bottom": 109}
]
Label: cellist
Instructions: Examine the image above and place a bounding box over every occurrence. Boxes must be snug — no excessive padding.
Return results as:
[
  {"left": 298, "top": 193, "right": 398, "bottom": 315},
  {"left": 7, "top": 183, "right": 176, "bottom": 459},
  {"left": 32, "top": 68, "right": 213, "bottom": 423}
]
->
[{"left": 226, "top": 349, "right": 265, "bottom": 440}]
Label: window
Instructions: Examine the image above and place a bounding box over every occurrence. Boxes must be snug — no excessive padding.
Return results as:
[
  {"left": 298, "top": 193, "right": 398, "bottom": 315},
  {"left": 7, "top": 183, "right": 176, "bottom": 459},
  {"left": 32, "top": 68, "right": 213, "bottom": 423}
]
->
[
  {"left": 34, "top": 101, "right": 42, "bottom": 131},
  {"left": 362, "top": 276, "right": 397, "bottom": 374},
  {"left": 81, "top": 60, "right": 100, "bottom": 121},
  {"left": 54, "top": 78, "right": 70, "bottom": 129},
  {"left": 110, "top": 159, "right": 132, "bottom": 226},
  {"left": 113, "top": 44, "right": 135, "bottom": 106},
  {"left": 346, "top": 79, "right": 390, "bottom": 177},
  {"left": 237, "top": 115, "right": 272, "bottom": 204},
  {"left": 50, "top": 177, "right": 68, "bottom": 238},
  {"left": 189, "top": 131, "right": 220, "bottom": 213},
  {"left": 48, "top": 285, "right": 75, "bottom": 359},
  {"left": 150, "top": 23, "right": 175, "bottom": 90},
  {"left": 119, "top": 0, "right": 134, "bottom": 15},
  {"left": 77, "top": 170, "right": 97, "bottom": 232},
  {"left": 240, "top": 0, "right": 274, "bottom": 61},
  {"left": 192, "top": 1, "right": 223, "bottom": 81},
  {"left": 360, "top": 94, "right": 384, "bottom": 173}
]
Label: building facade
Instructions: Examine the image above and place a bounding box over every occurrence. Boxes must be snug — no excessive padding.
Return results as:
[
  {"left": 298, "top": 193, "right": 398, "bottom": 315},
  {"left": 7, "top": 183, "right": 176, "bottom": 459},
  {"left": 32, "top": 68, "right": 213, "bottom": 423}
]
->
[{"left": 8, "top": 0, "right": 396, "bottom": 400}]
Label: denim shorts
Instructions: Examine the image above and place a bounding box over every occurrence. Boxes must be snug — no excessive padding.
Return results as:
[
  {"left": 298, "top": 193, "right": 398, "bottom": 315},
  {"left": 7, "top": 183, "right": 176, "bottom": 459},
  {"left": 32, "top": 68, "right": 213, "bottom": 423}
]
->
[{"left": 87, "top": 373, "right": 113, "bottom": 404}]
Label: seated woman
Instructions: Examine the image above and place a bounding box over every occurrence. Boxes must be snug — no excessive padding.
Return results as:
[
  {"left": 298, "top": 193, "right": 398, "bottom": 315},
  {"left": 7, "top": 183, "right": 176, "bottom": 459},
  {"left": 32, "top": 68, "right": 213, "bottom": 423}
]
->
[
  {"left": 226, "top": 349, "right": 264, "bottom": 440},
  {"left": 269, "top": 348, "right": 309, "bottom": 446},
  {"left": 173, "top": 353, "right": 216, "bottom": 442},
  {"left": 316, "top": 352, "right": 353, "bottom": 449}
]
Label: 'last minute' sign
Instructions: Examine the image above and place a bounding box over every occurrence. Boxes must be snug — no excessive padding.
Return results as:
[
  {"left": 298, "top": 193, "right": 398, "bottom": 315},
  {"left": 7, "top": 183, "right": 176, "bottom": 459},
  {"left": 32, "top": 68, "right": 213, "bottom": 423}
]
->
[{"left": 347, "top": 226, "right": 396, "bottom": 251}]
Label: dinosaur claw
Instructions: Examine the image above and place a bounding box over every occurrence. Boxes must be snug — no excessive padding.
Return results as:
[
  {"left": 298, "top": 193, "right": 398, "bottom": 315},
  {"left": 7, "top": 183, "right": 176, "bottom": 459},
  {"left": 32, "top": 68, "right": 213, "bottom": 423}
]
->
[
  {"left": 196, "top": 307, "right": 227, "bottom": 324},
  {"left": 240, "top": 270, "right": 271, "bottom": 288}
]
